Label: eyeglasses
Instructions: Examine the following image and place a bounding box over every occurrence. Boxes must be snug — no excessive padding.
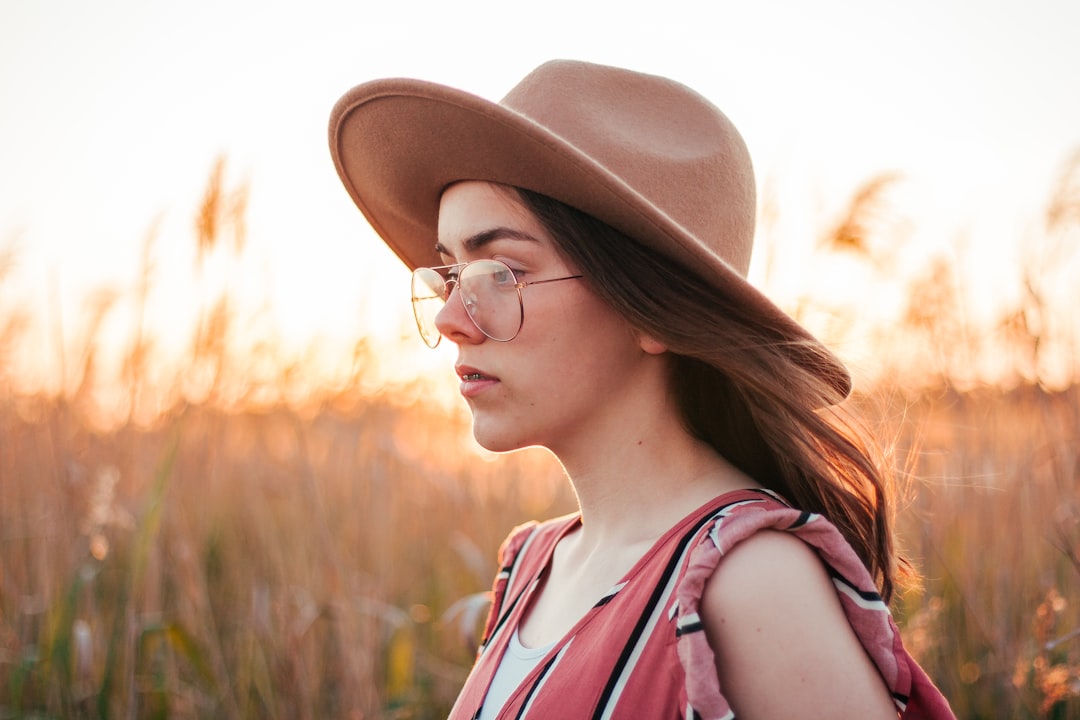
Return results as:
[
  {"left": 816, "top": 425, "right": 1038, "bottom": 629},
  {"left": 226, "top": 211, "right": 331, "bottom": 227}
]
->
[{"left": 410, "top": 259, "right": 583, "bottom": 348}]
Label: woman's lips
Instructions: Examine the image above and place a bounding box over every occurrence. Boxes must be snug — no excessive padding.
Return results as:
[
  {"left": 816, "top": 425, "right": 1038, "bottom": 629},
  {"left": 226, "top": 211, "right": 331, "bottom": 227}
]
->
[{"left": 456, "top": 365, "right": 499, "bottom": 398}]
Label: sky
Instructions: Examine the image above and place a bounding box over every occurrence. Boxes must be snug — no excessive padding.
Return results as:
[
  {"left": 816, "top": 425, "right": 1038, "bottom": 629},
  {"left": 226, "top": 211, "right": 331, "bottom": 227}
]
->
[{"left": 1, "top": 0, "right": 1079, "bottom": 400}]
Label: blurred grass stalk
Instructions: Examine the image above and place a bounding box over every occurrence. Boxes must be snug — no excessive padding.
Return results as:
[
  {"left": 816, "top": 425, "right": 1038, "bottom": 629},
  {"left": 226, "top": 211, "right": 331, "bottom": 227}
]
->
[{"left": 1, "top": 154, "right": 1079, "bottom": 717}]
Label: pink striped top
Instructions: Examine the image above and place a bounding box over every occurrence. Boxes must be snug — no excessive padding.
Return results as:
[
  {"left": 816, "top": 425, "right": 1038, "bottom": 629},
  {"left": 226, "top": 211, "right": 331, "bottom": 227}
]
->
[{"left": 447, "top": 489, "right": 955, "bottom": 719}]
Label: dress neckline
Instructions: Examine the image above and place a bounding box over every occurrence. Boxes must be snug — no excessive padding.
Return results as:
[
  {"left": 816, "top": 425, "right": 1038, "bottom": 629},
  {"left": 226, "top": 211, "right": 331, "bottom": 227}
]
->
[{"left": 514, "top": 488, "right": 775, "bottom": 649}]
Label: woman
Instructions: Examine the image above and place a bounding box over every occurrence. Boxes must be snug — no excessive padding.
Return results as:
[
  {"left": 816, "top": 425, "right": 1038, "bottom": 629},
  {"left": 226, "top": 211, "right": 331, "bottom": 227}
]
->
[{"left": 329, "top": 60, "right": 954, "bottom": 719}]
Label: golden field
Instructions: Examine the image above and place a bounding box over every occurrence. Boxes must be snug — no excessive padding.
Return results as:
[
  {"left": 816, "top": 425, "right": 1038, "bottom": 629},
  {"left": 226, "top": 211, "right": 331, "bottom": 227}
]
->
[
  {"left": 1, "top": 157, "right": 1079, "bottom": 718},
  {"left": 2, "top": 381, "right": 1080, "bottom": 719}
]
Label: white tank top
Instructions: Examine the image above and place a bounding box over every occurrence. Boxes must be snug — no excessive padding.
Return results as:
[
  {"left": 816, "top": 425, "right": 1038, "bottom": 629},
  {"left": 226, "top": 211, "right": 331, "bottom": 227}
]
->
[{"left": 477, "top": 629, "right": 556, "bottom": 719}]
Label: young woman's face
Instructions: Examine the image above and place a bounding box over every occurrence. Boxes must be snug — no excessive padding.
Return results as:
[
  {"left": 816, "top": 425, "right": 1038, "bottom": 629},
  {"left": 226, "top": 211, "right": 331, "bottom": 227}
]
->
[{"left": 434, "top": 181, "right": 659, "bottom": 456}]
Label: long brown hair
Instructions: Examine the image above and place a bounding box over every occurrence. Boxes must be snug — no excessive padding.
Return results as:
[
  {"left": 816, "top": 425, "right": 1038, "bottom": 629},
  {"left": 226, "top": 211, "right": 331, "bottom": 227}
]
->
[{"left": 515, "top": 187, "right": 906, "bottom": 603}]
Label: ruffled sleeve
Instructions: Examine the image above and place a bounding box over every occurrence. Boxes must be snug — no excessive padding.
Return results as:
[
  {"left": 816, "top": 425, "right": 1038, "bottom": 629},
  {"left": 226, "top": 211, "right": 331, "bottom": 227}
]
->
[{"left": 674, "top": 495, "right": 955, "bottom": 719}]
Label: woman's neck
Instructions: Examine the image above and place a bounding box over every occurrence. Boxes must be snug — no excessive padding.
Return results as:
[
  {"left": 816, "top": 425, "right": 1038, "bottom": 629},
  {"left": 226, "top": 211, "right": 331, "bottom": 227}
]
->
[{"left": 556, "top": 415, "right": 757, "bottom": 551}]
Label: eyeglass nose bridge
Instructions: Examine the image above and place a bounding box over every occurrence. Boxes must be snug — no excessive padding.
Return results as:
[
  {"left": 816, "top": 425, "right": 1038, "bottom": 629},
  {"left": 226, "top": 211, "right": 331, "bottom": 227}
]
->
[
  {"left": 425, "top": 272, "right": 483, "bottom": 345},
  {"left": 440, "top": 275, "right": 459, "bottom": 302},
  {"left": 447, "top": 277, "right": 486, "bottom": 328}
]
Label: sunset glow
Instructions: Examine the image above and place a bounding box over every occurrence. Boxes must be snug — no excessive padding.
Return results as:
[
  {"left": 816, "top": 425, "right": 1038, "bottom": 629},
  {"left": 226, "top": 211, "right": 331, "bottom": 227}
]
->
[{"left": 1, "top": 0, "right": 1079, "bottom": 414}]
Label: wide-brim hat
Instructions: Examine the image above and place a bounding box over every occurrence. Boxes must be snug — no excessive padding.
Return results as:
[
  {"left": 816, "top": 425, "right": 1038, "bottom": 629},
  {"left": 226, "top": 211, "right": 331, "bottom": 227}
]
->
[{"left": 329, "top": 59, "right": 851, "bottom": 398}]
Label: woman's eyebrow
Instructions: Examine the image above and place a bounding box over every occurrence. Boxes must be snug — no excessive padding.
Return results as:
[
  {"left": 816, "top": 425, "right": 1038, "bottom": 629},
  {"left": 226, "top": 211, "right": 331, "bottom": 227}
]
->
[{"left": 434, "top": 227, "right": 541, "bottom": 257}]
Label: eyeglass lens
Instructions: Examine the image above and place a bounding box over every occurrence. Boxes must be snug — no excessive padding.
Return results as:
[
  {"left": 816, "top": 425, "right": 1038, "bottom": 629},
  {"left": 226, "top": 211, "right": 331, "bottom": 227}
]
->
[{"left": 410, "top": 260, "right": 524, "bottom": 348}]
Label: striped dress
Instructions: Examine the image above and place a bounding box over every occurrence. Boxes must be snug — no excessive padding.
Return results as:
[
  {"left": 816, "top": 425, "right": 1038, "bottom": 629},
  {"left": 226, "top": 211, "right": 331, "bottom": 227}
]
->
[{"left": 447, "top": 489, "right": 955, "bottom": 720}]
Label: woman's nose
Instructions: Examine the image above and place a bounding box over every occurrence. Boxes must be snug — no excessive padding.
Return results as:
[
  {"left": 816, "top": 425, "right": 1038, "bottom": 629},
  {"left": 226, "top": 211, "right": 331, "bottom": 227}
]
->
[{"left": 434, "top": 285, "right": 485, "bottom": 345}]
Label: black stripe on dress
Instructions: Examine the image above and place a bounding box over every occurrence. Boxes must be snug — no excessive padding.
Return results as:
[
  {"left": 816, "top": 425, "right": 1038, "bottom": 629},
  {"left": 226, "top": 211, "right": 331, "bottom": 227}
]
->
[
  {"left": 675, "top": 616, "right": 704, "bottom": 637},
  {"left": 826, "top": 566, "right": 883, "bottom": 603},
  {"left": 480, "top": 528, "right": 545, "bottom": 652},
  {"left": 786, "top": 510, "right": 814, "bottom": 529},
  {"left": 481, "top": 578, "right": 533, "bottom": 653},
  {"left": 590, "top": 499, "right": 747, "bottom": 719},
  {"left": 515, "top": 645, "right": 564, "bottom": 720}
]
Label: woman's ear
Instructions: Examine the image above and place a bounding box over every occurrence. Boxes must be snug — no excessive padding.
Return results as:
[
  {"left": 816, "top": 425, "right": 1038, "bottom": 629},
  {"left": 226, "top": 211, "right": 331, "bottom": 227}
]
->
[{"left": 638, "top": 333, "right": 668, "bottom": 355}]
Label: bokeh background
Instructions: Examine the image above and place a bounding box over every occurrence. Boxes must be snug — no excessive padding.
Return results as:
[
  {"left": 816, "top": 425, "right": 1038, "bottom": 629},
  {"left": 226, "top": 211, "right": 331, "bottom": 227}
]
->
[{"left": 2, "top": 0, "right": 1079, "bottom": 717}]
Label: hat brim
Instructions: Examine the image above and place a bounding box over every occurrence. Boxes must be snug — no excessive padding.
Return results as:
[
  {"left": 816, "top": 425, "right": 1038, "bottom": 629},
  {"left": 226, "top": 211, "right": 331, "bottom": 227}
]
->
[{"left": 329, "top": 78, "right": 852, "bottom": 399}]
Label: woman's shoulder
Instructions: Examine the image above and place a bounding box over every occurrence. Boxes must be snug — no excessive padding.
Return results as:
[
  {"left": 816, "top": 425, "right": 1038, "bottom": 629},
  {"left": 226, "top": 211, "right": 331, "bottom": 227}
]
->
[
  {"left": 701, "top": 527, "right": 846, "bottom": 622},
  {"left": 697, "top": 521, "right": 850, "bottom": 636},
  {"left": 672, "top": 496, "right": 923, "bottom": 718},
  {"left": 698, "top": 529, "right": 899, "bottom": 717}
]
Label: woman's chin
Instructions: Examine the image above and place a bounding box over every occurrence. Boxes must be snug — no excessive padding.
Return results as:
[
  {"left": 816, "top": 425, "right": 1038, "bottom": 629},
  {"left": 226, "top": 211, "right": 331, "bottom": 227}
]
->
[
  {"left": 471, "top": 433, "right": 518, "bottom": 455},
  {"left": 470, "top": 420, "right": 529, "bottom": 455}
]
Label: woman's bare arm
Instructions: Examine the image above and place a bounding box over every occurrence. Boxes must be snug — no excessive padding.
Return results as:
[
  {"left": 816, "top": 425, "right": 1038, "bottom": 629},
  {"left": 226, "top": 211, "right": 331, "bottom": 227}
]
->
[{"left": 700, "top": 530, "right": 898, "bottom": 719}]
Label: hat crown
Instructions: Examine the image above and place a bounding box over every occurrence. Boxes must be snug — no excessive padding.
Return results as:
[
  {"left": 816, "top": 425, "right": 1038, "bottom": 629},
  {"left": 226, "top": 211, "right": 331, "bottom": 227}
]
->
[{"left": 500, "top": 60, "right": 756, "bottom": 276}]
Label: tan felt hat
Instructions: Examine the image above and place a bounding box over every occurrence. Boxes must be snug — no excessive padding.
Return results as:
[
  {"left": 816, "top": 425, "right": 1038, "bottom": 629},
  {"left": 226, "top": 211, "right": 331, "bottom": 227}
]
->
[{"left": 329, "top": 59, "right": 850, "bottom": 397}]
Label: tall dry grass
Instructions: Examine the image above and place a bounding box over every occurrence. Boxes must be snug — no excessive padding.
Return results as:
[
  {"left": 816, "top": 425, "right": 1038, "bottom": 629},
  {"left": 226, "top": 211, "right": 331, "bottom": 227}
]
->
[
  {"left": 861, "top": 386, "right": 1080, "bottom": 718},
  {"left": 0, "top": 386, "right": 572, "bottom": 718},
  {"left": 1, "top": 154, "right": 1079, "bottom": 717}
]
